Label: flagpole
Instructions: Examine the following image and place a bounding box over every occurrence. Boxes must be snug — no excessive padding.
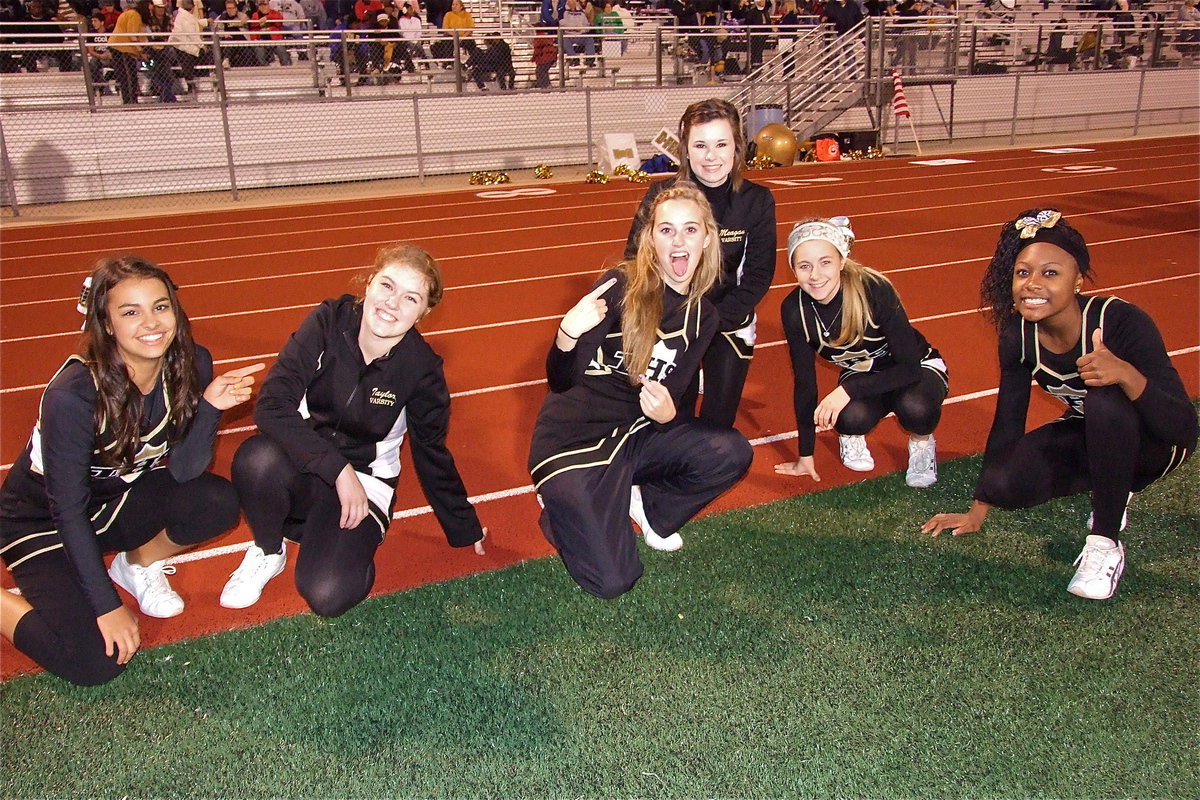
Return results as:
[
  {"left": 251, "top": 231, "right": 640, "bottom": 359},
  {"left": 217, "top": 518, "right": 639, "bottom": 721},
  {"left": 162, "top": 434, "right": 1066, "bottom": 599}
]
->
[{"left": 891, "top": 69, "right": 923, "bottom": 155}]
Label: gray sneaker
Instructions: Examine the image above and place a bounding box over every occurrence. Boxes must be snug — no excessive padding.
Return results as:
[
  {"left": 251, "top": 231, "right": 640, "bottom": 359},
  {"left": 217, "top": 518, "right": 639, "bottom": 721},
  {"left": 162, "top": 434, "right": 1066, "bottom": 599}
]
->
[{"left": 1067, "top": 535, "right": 1126, "bottom": 600}]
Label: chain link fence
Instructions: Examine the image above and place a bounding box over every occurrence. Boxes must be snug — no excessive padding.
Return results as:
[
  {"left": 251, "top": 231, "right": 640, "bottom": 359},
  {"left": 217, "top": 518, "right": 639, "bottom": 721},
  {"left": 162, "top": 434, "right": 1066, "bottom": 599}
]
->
[{"left": 1, "top": 17, "right": 1197, "bottom": 216}]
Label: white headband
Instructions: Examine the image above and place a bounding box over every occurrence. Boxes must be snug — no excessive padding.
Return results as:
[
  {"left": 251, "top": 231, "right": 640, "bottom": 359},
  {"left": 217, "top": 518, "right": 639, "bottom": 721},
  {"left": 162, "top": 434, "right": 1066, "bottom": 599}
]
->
[{"left": 787, "top": 216, "right": 855, "bottom": 262}]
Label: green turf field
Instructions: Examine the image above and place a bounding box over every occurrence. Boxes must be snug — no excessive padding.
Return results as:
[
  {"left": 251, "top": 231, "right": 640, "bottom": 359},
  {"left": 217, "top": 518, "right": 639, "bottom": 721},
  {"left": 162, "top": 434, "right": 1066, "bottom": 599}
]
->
[{"left": 2, "top": 451, "right": 1196, "bottom": 799}]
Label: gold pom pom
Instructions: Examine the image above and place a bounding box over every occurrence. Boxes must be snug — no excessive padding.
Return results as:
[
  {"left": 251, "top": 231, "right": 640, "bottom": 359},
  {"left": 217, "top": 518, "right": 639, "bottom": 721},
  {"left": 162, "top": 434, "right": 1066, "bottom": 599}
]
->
[
  {"left": 612, "top": 164, "right": 634, "bottom": 177},
  {"left": 469, "top": 171, "right": 511, "bottom": 185},
  {"left": 492, "top": 171, "right": 511, "bottom": 184},
  {"left": 534, "top": 164, "right": 554, "bottom": 179},
  {"left": 627, "top": 170, "right": 651, "bottom": 183},
  {"left": 584, "top": 169, "right": 609, "bottom": 184},
  {"left": 746, "top": 154, "right": 776, "bottom": 170},
  {"left": 469, "top": 171, "right": 487, "bottom": 185},
  {"left": 865, "top": 146, "right": 884, "bottom": 159}
]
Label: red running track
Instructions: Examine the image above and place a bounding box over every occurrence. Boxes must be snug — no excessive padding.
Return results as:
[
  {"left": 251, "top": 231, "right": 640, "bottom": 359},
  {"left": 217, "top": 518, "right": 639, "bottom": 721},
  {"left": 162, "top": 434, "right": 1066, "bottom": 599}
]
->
[{"left": 2, "top": 135, "right": 1197, "bottom": 679}]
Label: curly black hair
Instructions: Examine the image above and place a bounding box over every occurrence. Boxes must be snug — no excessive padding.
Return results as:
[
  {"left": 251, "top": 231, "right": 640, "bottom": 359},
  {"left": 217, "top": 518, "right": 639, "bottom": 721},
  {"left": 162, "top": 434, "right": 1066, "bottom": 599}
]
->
[{"left": 979, "top": 208, "right": 1092, "bottom": 332}]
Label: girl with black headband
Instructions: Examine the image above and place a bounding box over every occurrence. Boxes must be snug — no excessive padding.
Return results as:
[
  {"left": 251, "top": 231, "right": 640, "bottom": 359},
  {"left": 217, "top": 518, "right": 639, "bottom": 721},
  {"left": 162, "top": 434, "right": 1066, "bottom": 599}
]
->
[
  {"left": 0, "top": 257, "right": 262, "bottom": 685},
  {"left": 923, "top": 209, "right": 1197, "bottom": 600}
]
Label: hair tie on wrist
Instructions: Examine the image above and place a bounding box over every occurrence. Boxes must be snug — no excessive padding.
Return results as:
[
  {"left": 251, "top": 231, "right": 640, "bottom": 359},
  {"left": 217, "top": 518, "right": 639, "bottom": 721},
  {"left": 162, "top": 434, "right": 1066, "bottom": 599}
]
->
[{"left": 558, "top": 326, "right": 579, "bottom": 340}]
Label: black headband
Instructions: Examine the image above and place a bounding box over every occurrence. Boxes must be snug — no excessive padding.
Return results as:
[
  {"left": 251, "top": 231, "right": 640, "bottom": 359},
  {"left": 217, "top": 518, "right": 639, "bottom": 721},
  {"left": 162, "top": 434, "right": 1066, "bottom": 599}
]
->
[{"left": 1012, "top": 210, "right": 1090, "bottom": 273}]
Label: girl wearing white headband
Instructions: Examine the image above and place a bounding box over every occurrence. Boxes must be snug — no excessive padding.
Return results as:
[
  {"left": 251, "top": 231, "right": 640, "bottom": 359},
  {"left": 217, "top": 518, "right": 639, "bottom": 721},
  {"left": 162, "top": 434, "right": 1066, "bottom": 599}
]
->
[{"left": 775, "top": 216, "right": 948, "bottom": 487}]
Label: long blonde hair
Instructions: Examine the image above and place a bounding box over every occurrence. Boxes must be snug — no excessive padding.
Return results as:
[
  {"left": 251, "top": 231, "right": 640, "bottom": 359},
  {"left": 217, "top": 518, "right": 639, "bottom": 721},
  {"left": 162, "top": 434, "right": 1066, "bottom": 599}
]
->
[
  {"left": 621, "top": 183, "right": 722, "bottom": 383},
  {"left": 829, "top": 257, "right": 891, "bottom": 347}
]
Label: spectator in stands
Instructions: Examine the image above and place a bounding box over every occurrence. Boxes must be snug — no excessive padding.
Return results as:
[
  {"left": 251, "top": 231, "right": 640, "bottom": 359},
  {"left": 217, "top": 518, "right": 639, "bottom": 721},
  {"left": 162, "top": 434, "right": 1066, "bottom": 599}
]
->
[
  {"left": 250, "top": 0, "right": 292, "bottom": 64},
  {"left": 540, "top": 0, "right": 565, "bottom": 25},
  {"left": 741, "top": 0, "right": 771, "bottom": 68},
  {"left": 354, "top": 0, "right": 383, "bottom": 21},
  {"left": 168, "top": 0, "right": 203, "bottom": 93},
  {"left": 86, "top": 11, "right": 115, "bottom": 91},
  {"left": 217, "top": 0, "right": 252, "bottom": 65},
  {"left": 425, "top": 0, "right": 447, "bottom": 27},
  {"left": 441, "top": 0, "right": 471, "bottom": 41},
  {"left": 396, "top": 1, "right": 422, "bottom": 64},
  {"left": 109, "top": 0, "right": 149, "bottom": 101},
  {"left": 364, "top": 9, "right": 401, "bottom": 74},
  {"left": 18, "top": 0, "right": 74, "bottom": 72},
  {"left": 486, "top": 30, "right": 514, "bottom": 87},
  {"left": 893, "top": 0, "right": 923, "bottom": 69},
  {"left": 823, "top": 0, "right": 862, "bottom": 34},
  {"left": 298, "top": 0, "right": 325, "bottom": 28},
  {"left": 1178, "top": 0, "right": 1199, "bottom": 65},
  {"left": 561, "top": 0, "right": 596, "bottom": 65},
  {"left": 596, "top": 0, "right": 623, "bottom": 51},
  {"left": 531, "top": 25, "right": 556, "bottom": 86},
  {"left": 0, "top": 0, "right": 29, "bottom": 73},
  {"left": 97, "top": 0, "right": 121, "bottom": 29},
  {"left": 146, "top": 0, "right": 177, "bottom": 101}
]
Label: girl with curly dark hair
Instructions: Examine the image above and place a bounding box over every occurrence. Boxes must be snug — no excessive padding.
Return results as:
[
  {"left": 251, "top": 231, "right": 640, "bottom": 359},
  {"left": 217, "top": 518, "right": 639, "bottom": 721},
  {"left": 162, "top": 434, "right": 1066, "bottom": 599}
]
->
[
  {"left": 923, "top": 209, "right": 1197, "bottom": 600},
  {"left": 0, "top": 256, "right": 263, "bottom": 685}
]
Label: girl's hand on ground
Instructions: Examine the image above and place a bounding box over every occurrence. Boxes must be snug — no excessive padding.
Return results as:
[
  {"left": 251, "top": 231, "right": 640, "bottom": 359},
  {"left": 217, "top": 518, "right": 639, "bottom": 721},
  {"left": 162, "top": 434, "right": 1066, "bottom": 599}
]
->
[
  {"left": 922, "top": 501, "right": 990, "bottom": 537},
  {"left": 96, "top": 605, "right": 140, "bottom": 665},
  {"left": 774, "top": 456, "right": 820, "bottom": 482}
]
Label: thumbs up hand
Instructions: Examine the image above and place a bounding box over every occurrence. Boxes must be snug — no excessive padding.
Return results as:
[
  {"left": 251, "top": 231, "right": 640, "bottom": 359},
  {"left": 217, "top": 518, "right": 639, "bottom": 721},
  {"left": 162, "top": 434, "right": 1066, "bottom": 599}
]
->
[{"left": 1076, "top": 327, "right": 1146, "bottom": 399}]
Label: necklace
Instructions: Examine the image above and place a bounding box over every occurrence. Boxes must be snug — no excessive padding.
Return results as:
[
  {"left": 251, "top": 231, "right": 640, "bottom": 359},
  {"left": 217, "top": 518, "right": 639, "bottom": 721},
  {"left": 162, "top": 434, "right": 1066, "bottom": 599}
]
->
[{"left": 810, "top": 298, "right": 843, "bottom": 341}]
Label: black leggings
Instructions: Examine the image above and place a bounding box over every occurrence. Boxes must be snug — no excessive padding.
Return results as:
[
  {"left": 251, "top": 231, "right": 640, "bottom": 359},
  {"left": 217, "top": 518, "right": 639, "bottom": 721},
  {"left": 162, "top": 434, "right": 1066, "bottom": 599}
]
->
[
  {"left": 678, "top": 332, "right": 753, "bottom": 430},
  {"left": 9, "top": 470, "right": 237, "bottom": 686},
  {"left": 975, "top": 384, "right": 1192, "bottom": 541},
  {"left": 837, "top": 368, "right": 947, "bottom": 437},
  {"left": 232, "top": 435, "right": 385, "bottom": 618}
]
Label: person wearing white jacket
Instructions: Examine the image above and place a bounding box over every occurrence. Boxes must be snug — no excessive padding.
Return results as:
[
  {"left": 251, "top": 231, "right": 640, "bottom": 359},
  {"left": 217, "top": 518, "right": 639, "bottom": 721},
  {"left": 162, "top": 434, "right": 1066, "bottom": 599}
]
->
[{"left": 168, "top": 0, "right": 203, "bottom": 93}]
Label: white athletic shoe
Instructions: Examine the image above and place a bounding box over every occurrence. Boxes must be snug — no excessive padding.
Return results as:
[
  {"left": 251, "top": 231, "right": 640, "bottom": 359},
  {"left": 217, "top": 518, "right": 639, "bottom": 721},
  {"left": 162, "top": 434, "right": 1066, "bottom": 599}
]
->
[
  {"left": 219, "top": 543, "right": 287, "bottom": 609},
  {"left": 905, "top": 436, "right": 937, "bottom": 488},
  {"left": 1067, "top": 535, "right": 1126, "bottom": 600},
  {"left": 838, "top": 435, "right": 875, "bottom": 472},
  {"left": 630, "top": 485, "right": 682, "bottom": 552},
  {"left": 108, "top": 552, "right": 184, "bottom": 618}
]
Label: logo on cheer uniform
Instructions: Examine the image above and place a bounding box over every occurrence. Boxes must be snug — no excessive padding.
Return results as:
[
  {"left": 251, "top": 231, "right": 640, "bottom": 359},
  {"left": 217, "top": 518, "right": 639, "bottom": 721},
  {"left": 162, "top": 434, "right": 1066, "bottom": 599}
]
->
[
  {"left": 368, "top": 388, "right": 397, "bottom": 407},
  {"left": 587, "top": 338, "right": 681, "bottom": 382},
  {"left": 1045, "top": 381, "right": 1087, "bottom": 414},
  {"left": 90, "top": 440, "right": 168, "bottom": 483}
]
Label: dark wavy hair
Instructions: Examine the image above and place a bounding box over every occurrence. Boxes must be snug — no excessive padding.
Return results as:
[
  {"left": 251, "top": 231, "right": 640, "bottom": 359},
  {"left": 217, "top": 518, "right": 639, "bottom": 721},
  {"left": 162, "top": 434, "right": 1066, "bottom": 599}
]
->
[
  {"left": 677, "top": 98, "right": 747, "bottom": 191},
  {"left": 980, "top": 208, "right": 1093, "bottom": 332},
  {"left": 80, "top": 256, "right": 201, "bottom": 467}
]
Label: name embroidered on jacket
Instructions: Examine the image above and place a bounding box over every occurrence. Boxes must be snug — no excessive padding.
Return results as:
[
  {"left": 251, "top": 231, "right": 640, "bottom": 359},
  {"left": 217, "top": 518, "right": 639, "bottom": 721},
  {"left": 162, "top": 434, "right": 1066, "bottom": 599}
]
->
[{"left": 368, "top": 388, "right": 397, "bottom": 406}]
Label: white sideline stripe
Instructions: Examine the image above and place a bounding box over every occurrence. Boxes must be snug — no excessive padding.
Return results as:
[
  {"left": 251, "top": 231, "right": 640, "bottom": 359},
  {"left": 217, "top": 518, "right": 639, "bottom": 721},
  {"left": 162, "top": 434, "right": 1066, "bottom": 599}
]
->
[
  {"left": 1, "top": 273, "right": 1195, "bottom": 397},
  {"left": 153, "top": 345, "right": 1198, "bottom": 568},
  {"left": 3, "top": 176, "right": 1196, "bottom": 289}
]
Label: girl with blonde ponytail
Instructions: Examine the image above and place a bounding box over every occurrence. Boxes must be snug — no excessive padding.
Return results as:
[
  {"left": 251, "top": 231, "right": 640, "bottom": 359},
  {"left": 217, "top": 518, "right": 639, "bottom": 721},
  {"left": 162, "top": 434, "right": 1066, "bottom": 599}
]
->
[
  {"left": 529, "top": 184, "right": 753, "bottom": 599},
  {"left": 775, "top": 217, "right": 949, "bottom": 488}
]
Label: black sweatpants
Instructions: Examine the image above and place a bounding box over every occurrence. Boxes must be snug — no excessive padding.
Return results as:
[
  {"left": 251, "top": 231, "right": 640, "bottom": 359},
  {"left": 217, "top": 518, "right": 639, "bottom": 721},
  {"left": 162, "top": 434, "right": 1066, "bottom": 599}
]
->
[
  {"left": 537, "top": 422, "right": 752, "bottom": 599},
  {"left": 975, "top": 385, "right": 1192, "bottom": 541},
  {"left": 836, "top": 368, "right": 947, "bottom": 438},
  {"left": 232, "top": 435, "right": 387, "bottom": 618},
  {"left": 9, "top": 469, "right": 237, "bottom": 686}
]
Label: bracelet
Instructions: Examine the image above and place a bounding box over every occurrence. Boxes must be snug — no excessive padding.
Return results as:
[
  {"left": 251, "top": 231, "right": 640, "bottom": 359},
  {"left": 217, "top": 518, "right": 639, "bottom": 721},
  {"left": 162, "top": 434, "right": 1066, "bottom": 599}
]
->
[{"left": 558, "top": 326, "right": 579, "bottom": 340}]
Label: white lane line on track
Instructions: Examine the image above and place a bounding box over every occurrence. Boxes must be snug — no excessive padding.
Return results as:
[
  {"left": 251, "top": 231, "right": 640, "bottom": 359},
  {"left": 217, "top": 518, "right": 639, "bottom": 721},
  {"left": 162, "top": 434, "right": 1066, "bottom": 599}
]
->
[
  {"left": 3, "top": 176, "right": 1196, "bottom": 285},
  {"left": 161, "top": 345, "right": 1200, "bottom": 567},
  {"left": 2, "top": 272, "right": 1196, "bottom": 393},
  {"left": 3, "top": 142, "right": 1193, "bottom": 249}
]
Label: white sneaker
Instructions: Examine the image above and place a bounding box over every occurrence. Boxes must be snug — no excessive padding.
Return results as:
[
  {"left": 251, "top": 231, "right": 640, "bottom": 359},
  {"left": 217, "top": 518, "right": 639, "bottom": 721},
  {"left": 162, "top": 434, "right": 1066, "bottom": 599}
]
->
[
  {"left": 905, "top": 435, "right": 937, "bottom": 488},
  {"left": 630, "top": 485, "right": 682, "bottom": 552},
  {"left": 838, "top": 435, "right": 875, "bottom": 472},
  {"left": 108, "top": 552, "right": 184, "bottom": 618},
  {"left": 1067, "top": 535, "right": 1126, "bottom": 600},
  {"left": 219, "top": 543, "right": 287, "bottom": 609}
]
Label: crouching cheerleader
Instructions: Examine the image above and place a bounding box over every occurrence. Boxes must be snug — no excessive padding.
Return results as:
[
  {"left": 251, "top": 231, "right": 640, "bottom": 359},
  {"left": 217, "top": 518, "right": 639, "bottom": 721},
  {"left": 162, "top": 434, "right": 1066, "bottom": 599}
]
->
[
  {"left": 220, "top": 244, "right": 486, "bottom": 617},
  {"left": 0, "top": 257, "right": 262, "bottom": 685},
  {"left": 923, "top": 209, "right": 1197, "bottom": 600},
  {"left": 774, "top": 216, "right": 948, "bottom": 488},
  {"left": 529, "top": 184, "right": 753, "bottom": 599}
]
